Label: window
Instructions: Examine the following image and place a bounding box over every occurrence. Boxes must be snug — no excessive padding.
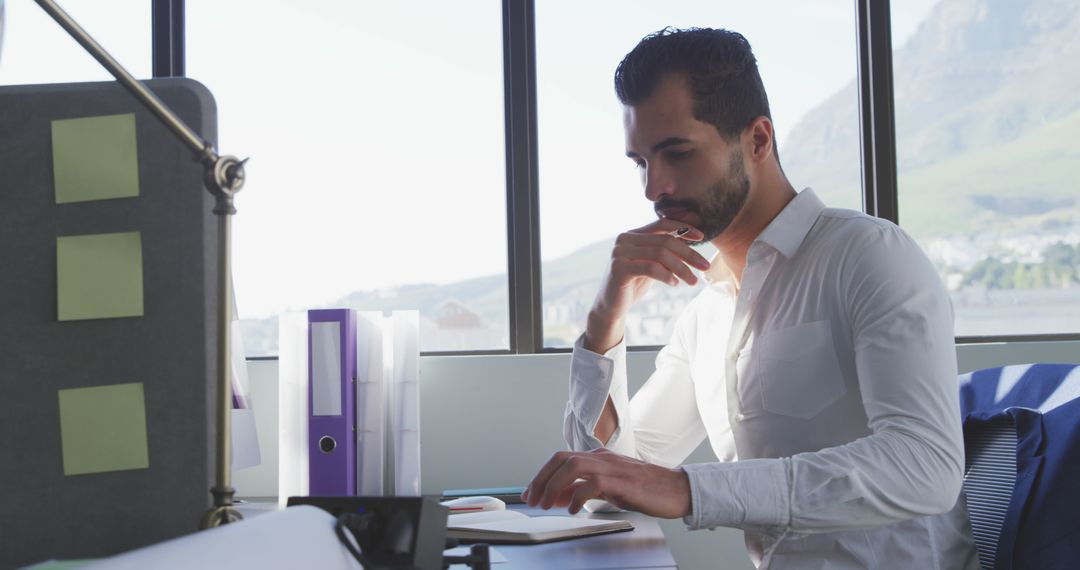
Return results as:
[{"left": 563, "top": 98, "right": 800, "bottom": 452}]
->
[
  {"left": 0, "top": 0, "right": 150, "bottom": 86},
  {"left": 187, "top": 1, "right": 509, "bottom": 355},
  {"left": 893, "top": 0, "right": 1080, "bottom": 337},
  {"left": 535, "top": 1, "right": 861, "bottom": 348},
  {"left": 11, "top": 1, "right": 1071, "bottom": 357}
]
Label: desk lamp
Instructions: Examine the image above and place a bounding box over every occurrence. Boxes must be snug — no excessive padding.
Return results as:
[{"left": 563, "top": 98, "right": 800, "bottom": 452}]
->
[{"left": 33, "top": 0, "right": 246, "bottom": 528}]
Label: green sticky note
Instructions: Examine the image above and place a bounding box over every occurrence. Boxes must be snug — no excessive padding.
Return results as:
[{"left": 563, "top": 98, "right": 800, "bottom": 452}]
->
[
  {"left": 56, "top": 232, "right": 144, "bottom": 321},
  {"left": 58, "top": 382, "right": 150, "bottom": 476},
  {"left": 51, "top": 113, "right": 140, "bottom": 204}
]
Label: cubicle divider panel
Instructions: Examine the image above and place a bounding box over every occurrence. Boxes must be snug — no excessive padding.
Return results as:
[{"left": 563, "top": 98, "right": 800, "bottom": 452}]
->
[{"left": 0, "top": 79, "right": 219, "bottom": 568}]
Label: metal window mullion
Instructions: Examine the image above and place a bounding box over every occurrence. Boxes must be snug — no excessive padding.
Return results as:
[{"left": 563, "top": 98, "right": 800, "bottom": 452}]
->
[
  {"left": 856, "top": 0, "right": 899, "bottom": 223},
  {"left": 501, "top": 0, "right": 544, "bottom": 354},
  {"left": 152, "top": 0, "right": 184, "bottom": 77},
  {"left": 503, "top": 0, "right": 542, "bottom": 354}
]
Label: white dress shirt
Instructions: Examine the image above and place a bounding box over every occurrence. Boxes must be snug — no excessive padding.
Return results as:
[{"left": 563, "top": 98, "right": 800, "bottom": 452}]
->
[{"left": 565, "top": 189, "right": 979, "bottom": 569}]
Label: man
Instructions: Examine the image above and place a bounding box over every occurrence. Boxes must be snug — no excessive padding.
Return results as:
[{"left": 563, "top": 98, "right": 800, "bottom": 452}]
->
[{"left": 523, "top": 28, "right": 977, "bottom": 568}]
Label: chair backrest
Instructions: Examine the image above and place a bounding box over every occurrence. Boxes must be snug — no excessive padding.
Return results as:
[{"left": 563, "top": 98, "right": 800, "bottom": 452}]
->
[
  {"left": 959, "top": 363, "right": 1080, "bottom": 416},
  {"left": 962, "top": 415, "right": 1018, "bottom": 570},
  {"left": 959, "top": 363, "right": 1080, "bottom": 570}
]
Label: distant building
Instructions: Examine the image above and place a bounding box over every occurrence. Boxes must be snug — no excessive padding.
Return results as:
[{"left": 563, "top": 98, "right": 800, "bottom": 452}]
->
[{"left": 435, "top": 299, "right": 483, "bottom": 329}]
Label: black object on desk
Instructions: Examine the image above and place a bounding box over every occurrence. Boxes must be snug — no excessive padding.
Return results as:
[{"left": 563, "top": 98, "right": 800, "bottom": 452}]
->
[
  {"left": 288, "top": 496, "right": 450, "bottom": 570},
  {"left": 442, "top": 543, "right": 492, "bottom": 570}
]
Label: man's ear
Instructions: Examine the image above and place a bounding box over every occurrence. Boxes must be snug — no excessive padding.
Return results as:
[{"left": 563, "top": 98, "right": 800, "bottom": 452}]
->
[{"left": 744, "top": 116, "right": 774, "bottom": 163}]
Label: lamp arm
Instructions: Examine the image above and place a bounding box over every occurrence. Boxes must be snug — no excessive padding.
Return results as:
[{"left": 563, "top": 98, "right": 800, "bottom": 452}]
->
[{"left": 33, "top": 0, "right": 245, "bottom": 200}]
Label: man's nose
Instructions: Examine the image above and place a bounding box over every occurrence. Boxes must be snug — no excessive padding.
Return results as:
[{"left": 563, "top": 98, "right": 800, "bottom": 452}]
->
[{"left": 643, "top": 164, "right": 676, "bottom": 202}]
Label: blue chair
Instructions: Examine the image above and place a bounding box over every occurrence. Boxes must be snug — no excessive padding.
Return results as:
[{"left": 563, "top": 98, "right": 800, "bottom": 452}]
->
[{"left": 959, "top": 363, "right": 1080, "bottom": 570}]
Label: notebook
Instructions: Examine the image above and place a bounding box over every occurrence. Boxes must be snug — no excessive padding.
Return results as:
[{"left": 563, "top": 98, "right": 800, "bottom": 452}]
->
[{"left": 446, "top": 510, "right": 634, "bottom": 544}]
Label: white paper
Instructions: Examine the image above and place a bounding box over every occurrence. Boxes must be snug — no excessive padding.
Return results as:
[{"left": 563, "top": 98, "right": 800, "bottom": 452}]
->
[
  {"left": 391, "top": 311, "right": 421, "bottom": 495},
  {"left": 355, "top": 311, "right": 386, "bottom": 496},
  {"left": 278, "top": 311, "right": 309, "bottom": 505},
  {"left": 85, "top": 506, "right": 362, "bottom": 570},
  {"left": 230, "top": 295, "right": 253, "bottom": 410},
  {"left": 230, "top": 408, "right": 260, "bottom": 470},
  {"left": 449, "top": 510, "right": 528, "bottom": 526},
  {"left": 230, "top": 320, "right": 261, "bottom": 470}
]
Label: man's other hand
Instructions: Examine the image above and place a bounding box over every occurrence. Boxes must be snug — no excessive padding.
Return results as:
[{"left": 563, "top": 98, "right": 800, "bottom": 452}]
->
[
  {"left": 585, "top": 220, "right": 710, "bottom": 354},
  {"left": 522, "top": 448, "right": 693, "bottom": 519}
]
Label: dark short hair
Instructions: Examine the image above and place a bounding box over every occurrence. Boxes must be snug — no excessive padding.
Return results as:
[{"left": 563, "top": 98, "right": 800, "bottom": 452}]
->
[{"left": 615, "top": 27, "right": 773, "bottom": 141}]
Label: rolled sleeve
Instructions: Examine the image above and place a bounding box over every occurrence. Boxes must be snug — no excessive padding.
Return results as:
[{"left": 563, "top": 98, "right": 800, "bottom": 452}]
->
[{"left": 564, "top": 335, "right": 637, "bottom": 457}]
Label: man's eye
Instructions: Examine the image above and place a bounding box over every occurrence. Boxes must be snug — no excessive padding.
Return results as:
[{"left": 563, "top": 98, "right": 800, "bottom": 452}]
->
[
  {"left": 668, "top": 149, "right": 692, "bottom": 160},
  {"left": 633, "top": 160, "right": 646, "bottom": 169}
]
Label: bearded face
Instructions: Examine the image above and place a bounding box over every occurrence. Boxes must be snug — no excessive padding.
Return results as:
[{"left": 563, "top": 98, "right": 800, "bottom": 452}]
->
[{"left": 654, "top": 148, "right": 750, "bottom": 244}]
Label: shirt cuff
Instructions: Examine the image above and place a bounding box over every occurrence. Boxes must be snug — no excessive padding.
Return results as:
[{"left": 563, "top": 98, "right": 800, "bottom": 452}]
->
[
  {"left": 681, "top": 459, "right": 791, "bottom": 532},
  {"left": 568, "top": 334, "right": 628, "bottom": 449}
]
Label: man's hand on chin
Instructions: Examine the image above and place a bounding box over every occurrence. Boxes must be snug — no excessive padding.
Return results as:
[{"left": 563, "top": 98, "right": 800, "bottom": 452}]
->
[{"left": 522, "top": 448, "right": 693, "bottom": 519}]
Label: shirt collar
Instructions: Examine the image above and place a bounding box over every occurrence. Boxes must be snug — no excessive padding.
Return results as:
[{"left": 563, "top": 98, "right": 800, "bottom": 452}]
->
[
  {"left": 754, "top": 188, "right": 826, "bottom": 259},
  {"left": 701, "top": 188, "right": 826, "bottom": 288}
]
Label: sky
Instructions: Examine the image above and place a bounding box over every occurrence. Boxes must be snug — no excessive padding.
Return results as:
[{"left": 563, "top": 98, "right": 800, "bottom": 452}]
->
[{"left": 0, "top": 0, "right": 940, "bottom": 319}]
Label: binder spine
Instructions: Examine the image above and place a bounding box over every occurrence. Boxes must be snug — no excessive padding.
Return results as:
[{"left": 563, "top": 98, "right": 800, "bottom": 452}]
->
[{"left": 307, "top": 309, "right": 357, "bottom": 496}]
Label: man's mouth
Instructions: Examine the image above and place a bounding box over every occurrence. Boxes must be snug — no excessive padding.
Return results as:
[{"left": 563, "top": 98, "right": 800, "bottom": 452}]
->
[{"left": 657, "top": 207, "right": 693, "bottom": 222}]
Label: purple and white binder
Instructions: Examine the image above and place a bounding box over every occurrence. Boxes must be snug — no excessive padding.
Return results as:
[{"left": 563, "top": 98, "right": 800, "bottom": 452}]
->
[{"left": 307, "top": 309, "right": 356, "bottom": 495}]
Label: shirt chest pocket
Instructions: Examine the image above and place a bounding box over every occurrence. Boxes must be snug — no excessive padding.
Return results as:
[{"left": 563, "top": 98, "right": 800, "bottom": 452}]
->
[{"left": 755, "top": 320, "right": 846, "bottom": 419}]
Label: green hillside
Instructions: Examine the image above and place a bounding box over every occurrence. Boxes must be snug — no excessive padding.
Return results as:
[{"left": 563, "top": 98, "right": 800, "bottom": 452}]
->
[{"left": 783, "top": 0, "right": 1080, "bottom": 242}]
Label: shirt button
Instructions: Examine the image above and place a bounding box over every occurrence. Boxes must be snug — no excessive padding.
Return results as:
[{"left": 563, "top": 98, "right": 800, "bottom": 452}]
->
[{"left": 733, "top": 413, "right": 745, "bottom": 423}]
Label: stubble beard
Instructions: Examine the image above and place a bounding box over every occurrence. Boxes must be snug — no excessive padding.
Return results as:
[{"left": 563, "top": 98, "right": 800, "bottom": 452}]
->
[{"left": 657, "top": 150, "right": 750, "bottom": 245}]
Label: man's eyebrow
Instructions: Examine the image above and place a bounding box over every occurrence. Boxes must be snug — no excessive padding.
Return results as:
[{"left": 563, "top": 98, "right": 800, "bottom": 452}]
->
[{"left": 625, "top": 137, "right": 693, "bottom": 158}]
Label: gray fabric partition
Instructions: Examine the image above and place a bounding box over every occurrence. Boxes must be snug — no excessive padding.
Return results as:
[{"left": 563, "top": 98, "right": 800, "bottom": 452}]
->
[{"left": 0, "top": 78, "right": 218, "bottom": 567}]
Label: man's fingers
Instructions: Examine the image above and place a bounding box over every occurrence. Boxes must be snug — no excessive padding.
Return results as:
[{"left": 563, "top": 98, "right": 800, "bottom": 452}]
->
[
  {"left": 628, "top": 218, "right": 705, "bottom": 240},
  {"left": 611, "top": 258, "right": 678, "bottom": 287},
  {"left": 614, "top": 245, "right": 699, "bottom": 285},
  {"left": 567, "top": 480, "right": 603, "bottom": 515},
  {"left": 540, "top": 452, "right": 619, "bottom": 510},
  {"left": 539, "top": 454, "right": 592, "bottom": 509},
  {"left": 525, "top": 451, "right": 574, "bottom": 507},
  {"left": 552, "top": 479, "right": 591, "bottom": 510},
  {"left": 614, "top": 233, "right": 712, "bottom": 271}
]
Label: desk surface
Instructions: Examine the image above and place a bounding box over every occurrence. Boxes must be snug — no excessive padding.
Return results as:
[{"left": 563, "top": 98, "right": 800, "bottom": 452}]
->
[
  {"left": 448, "top": 506, "right": 677, "bottom": 570},
  {"left": 237, "top": 502, "right": 677, "bottom": 570}
]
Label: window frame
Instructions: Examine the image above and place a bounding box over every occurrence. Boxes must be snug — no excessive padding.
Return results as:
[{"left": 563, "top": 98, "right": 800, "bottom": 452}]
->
[{"left": 155, "top": 0, "right": 1079, "bottom": 357}]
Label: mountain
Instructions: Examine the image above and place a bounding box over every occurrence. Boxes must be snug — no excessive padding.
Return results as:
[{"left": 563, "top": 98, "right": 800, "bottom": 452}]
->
[
  {"left": 781, "top": 0, "right": 1080, "bottom": 240},
  {"left": 238, "top": 237, "right": 614, "bottom": 354}
]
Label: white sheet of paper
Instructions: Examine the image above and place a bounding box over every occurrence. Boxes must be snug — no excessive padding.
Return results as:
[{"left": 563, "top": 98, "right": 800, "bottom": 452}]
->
[
  {"left": 278, "top": 311, "right": 310, "bottom": 504},
  {"left": 355, "top": 311, "right": 387, "bottom": 496},
  {"left": 86, "top": 506, "right": 361, "bottom": 569},
  {"left": 231, "top": 408, "right": 261, "bottom": 470}
]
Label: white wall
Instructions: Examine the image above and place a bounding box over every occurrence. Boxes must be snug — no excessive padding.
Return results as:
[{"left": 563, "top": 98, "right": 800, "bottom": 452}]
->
[{"left": 234, "top": 340, "right": 1080, "bottom": 570}]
